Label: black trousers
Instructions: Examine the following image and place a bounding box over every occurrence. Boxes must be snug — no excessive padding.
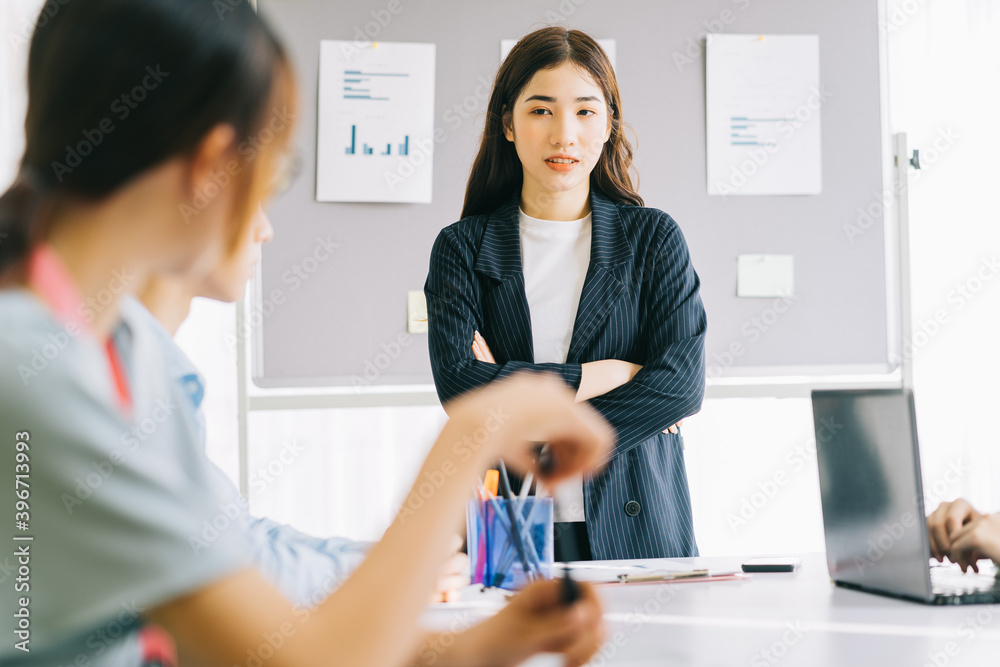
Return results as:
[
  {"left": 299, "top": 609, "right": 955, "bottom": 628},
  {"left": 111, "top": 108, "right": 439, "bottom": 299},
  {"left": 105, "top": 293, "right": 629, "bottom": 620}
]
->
[{"left": 554, "top": 521, "right": 593, "bottom": 562}]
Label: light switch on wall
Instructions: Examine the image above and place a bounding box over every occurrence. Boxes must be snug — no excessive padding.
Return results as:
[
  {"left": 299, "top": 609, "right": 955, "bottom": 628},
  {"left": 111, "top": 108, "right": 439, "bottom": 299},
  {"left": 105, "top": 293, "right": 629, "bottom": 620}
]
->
[{"left": 407, "top": 290, "right": 428, "bottom": 334}]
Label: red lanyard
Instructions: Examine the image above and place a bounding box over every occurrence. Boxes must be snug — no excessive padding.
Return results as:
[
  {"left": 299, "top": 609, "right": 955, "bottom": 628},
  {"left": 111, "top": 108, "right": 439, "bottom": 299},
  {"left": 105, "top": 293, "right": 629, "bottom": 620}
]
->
[
  {"left": 104, "top": 336, "right": 133, "bottom": 415},
  {"left": 27, "top": 245, "right": 132, "bottom": 414}
]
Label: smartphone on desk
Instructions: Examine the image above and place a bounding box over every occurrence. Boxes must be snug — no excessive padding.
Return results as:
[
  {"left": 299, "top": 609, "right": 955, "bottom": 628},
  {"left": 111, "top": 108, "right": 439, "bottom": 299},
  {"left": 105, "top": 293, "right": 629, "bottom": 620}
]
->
[{"left": 742, "top": 557, "right": 802, "bottom": 573}]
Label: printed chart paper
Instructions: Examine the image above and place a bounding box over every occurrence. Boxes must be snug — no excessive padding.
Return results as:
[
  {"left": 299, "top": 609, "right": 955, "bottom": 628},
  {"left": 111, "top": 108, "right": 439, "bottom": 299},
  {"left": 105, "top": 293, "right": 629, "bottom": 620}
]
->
[
  {"left": 706, "top": 34, "right": 822, "bottom": 196},
  {"left": 316, "top": 41, "right": 435, "bottom": 203}
]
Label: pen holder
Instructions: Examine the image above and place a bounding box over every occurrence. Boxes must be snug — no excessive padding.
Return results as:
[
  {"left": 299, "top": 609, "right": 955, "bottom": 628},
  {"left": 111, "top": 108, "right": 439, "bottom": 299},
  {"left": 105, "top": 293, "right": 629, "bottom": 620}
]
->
[{"left": 466, "top": 496, "right": 554, "bottom": 590}]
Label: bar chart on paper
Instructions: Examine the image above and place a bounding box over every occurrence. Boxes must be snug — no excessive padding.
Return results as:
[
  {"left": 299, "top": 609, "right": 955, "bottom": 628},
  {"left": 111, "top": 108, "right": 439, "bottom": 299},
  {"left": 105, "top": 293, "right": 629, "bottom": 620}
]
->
[
  {"left": 317, "top": 42, "right": 436, "bottom": 203},
  {"left": 344, "top": 124, "right": 410, "bottom": 157}
]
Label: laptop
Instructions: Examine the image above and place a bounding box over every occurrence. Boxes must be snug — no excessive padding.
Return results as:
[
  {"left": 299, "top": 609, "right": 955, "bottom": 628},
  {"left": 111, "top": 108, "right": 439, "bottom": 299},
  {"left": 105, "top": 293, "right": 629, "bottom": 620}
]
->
[{"left": 811, "top": 388, "right": 1000, "bottom": 605}]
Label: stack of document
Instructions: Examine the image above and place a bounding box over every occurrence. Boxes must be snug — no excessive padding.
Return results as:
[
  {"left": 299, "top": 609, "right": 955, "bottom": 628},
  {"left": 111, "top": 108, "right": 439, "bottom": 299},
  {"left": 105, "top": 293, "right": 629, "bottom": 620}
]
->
[
  {"left": 428, "top": 560, "right": 748, "bottom": 616},
  {"left": 553, "top": 561, "right": 745, "bottom": 584}
]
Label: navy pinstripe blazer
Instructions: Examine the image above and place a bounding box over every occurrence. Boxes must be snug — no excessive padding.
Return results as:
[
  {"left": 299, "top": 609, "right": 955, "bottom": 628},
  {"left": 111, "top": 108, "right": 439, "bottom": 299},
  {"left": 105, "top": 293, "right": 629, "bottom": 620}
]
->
[{"left": 424, "top": 188, "right": 707, "bottom": 559}]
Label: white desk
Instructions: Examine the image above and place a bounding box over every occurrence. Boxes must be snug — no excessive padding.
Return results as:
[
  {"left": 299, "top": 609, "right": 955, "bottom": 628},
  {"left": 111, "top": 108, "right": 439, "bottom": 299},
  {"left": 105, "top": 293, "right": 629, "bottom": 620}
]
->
[{"left": 421, "top": 553, "right": 1000, "bottom": 666}]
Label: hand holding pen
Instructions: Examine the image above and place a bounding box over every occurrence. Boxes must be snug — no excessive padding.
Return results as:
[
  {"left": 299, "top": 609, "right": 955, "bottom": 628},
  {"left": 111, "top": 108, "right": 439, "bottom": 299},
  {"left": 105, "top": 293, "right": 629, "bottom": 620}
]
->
[
  {"left": 455, "top": 577, "right": 606, "bottom": 667},
  {"left": 447, "top": 372, "right": 614, "bottom": 485}
]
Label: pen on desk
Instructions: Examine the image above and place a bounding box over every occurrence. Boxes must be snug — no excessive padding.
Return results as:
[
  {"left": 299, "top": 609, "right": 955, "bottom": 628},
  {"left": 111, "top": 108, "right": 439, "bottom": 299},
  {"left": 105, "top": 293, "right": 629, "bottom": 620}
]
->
[
  {"left": 498, "top": 460, "right": 535, "bottom": 582},
  {"left": 477, "top": 474, "right": 520, "bottom": 586},
  {"left": 517, "top": 479, "right": 545, "bottom": 539},
  {"left": 492, "top": 478, "right": 544, "bottom": 582},
  {"left": 561, "top": 568, "right": 581, "bottom": 606},
  {"left": 617, "top": 569, "right": 711, "bottom": 583},
  {"left": 518, "top": 472, "right": 534, "bottom": 502},
  {"left": 506, "top": 477, "right": 546, "bottom": 569},
  {"left": 481, "top": 469, "right": 544, "bottom": 587},
  {"left": 483, "top": 469, "right": 499, "bottom": 498},
  {"left": 535, "top": 443, "right": 555, "bottom": 477},
  {"left": 481, "top": 470, "right": 533, "bottom": 587},
  {"left": 472, "top": 480, "right": 488, "bottom": 586}
]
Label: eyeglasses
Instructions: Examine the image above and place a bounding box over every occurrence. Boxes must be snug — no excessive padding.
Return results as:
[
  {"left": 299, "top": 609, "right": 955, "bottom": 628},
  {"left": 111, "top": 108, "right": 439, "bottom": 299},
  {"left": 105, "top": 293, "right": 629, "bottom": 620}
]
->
[{"left": 270, "top": 148, "right": 303, "bottom": 197}]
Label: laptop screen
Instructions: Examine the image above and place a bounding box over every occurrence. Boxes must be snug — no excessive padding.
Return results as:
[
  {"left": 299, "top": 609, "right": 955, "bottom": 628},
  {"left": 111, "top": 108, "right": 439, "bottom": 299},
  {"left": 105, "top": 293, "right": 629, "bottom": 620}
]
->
[{"left": 811, "top": 389, "right": 933, "bottom": 601}]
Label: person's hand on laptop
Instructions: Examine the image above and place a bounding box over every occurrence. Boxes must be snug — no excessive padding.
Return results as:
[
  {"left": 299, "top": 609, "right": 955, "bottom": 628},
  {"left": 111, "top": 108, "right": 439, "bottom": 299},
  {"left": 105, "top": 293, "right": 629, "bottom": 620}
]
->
[
  {"left": 946, "top": 512, "right": 1000, "bottom": 573},
  {"left": 927, "top": 498, "right": 982, "bottom": 562},
  {"left": 926, "top": 498, "right": 1000, "bottom": 571}
]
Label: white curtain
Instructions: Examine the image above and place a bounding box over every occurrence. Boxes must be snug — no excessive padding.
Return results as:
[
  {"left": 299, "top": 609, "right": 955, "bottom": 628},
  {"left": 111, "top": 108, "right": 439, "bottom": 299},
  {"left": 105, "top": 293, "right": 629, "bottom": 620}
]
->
[
  {"left": 889, "top": 0, "right": 1000, "bottom": 512},
  {"left": 0, "top": 0, "right": 44, "bottom": 187}
]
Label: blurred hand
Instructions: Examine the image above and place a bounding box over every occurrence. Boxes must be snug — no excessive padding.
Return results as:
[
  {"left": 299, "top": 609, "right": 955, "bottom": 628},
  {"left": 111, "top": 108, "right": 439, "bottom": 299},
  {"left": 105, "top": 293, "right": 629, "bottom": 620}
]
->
[
  {"left": 446, "top": 372, "right": 614, "bottom": 486},
  {"left": 927, "top": 498, "right": 982, "bottom": 562},
  {"left": 433, "top": 535, "right": 470, "bottom": 603},
  {"left": 455, "top": 578, "right": 606, "bottom": 667},
  {"left": 472, "top": 330, "right": 497, "bottom": 364},
  {"left": 664, "top": 420, "right": 684, "bottom": 435},
  {"left": 948, "top": 513, "right": 1000, "bottom": 573}
]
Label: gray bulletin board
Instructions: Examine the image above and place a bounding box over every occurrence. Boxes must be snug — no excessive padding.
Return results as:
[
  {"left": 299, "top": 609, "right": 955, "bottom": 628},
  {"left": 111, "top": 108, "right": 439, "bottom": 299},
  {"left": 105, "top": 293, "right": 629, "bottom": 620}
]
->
[{"left": 253, "top": 0, "right": 895, "bottom": 388}]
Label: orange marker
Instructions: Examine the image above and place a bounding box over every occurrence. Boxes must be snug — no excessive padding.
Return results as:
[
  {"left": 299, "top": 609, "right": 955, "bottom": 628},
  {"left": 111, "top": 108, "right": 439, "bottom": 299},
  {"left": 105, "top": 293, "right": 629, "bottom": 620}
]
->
[{"left": 483, "top": 469, "right": 499, "bottom": 498}]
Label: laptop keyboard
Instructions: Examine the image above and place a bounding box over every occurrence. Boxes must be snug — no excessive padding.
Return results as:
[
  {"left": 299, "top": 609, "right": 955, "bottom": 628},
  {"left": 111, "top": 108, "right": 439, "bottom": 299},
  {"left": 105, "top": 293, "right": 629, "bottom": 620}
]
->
[{"left": 930, "top": 562, "right": 1000, "bottom": 597}]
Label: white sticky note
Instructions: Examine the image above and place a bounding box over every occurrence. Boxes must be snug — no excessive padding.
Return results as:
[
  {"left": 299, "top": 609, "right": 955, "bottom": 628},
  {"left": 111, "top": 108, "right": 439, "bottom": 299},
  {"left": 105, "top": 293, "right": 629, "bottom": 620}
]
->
[
  {"left": 407, "top": 290, "right": 428, "bottom": 334},
  {"left": 737, "top": 255, "right": 794, "bottom": 297}
]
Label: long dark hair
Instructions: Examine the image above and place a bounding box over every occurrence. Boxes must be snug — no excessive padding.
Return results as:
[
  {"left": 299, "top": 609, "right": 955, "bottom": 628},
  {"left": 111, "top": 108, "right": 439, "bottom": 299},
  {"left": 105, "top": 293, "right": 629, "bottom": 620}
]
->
[
  {"left": 461, "top": 26, "right": 642, "bottom": 219},
  {"left": 0, "top": 0, "right": 292, "bottom": 276}
]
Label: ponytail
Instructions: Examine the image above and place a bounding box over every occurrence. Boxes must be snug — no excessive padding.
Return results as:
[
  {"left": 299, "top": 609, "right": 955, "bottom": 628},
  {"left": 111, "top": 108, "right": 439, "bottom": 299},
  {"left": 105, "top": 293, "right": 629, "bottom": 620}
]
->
[
  {"left": 1, "top": 0, "right": 290, "bottom": 281},
  {"left": 0, "top": 166, "right": 52, "bottom": 278}
]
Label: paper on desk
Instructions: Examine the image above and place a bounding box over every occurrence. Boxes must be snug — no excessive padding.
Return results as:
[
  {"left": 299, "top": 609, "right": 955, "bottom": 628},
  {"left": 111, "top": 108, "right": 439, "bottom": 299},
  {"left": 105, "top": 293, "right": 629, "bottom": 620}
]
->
[
  {"left": 552, "top": 562, "right": 650, "bottom": 583},
  {"left": 553, "top": 561, "right": 742, "bottom": 584}
]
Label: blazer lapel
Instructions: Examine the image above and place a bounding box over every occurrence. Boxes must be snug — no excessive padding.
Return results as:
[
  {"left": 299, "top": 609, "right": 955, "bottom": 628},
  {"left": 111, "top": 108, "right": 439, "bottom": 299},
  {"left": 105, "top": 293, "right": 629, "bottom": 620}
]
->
[
  {"left": 565, "top": 190, "right": 632, "bottom": 362},
  {"left": 473, "top": 194, "right": 535, "bottom": 363}
]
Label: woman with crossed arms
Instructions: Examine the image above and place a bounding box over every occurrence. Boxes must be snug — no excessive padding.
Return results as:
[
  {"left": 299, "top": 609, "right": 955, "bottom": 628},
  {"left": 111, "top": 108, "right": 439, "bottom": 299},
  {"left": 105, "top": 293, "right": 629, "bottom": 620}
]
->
[{"left": 426, "top": 27, "right": 707, "bottom": 562}]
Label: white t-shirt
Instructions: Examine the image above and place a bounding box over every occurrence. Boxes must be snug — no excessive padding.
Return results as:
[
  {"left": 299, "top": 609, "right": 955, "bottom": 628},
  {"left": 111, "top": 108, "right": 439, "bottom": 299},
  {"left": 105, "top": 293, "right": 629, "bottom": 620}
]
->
[{"left": 519, "top": 208, "right": 591, "bottom": 522}]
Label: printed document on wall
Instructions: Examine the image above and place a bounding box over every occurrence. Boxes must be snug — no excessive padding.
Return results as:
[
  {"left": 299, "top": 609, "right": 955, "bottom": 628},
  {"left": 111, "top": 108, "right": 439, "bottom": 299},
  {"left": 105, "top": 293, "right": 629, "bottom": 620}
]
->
[
  {"left": 316, "top": 41, "right": 435, "bottom": 203},
  {"left": 706, "top": 34, "right": 822, "bottom": 196}
]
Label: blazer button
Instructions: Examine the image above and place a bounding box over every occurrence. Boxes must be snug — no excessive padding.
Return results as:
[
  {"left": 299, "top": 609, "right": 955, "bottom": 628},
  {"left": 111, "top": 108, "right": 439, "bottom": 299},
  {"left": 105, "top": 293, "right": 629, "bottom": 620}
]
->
[{"left": 624, "top": 500, "right": 641, "bottom": 517}]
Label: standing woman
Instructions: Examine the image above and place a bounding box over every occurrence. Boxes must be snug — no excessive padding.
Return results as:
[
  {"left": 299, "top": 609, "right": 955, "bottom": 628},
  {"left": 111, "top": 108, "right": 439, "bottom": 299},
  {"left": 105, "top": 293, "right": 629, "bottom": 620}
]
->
[{"left": 425, "top": 27, "right": 707, "bottom": 561}]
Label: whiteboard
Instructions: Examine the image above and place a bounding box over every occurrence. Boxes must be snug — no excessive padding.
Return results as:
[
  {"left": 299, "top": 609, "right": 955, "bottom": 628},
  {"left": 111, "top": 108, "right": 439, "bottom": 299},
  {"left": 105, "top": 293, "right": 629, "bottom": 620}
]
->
[{"left": 253, "top": 0, "right": 894, "bottom": 388}]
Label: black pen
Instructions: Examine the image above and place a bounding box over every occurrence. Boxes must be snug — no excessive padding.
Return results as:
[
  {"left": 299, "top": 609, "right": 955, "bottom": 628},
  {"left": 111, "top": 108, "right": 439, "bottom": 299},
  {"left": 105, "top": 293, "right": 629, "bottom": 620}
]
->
[
  {"left": 561, "top": 567, "right": 581, "bottom": 606},
  {"left": 535, "top": 443, "right": 555, "bottom": 477}
]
